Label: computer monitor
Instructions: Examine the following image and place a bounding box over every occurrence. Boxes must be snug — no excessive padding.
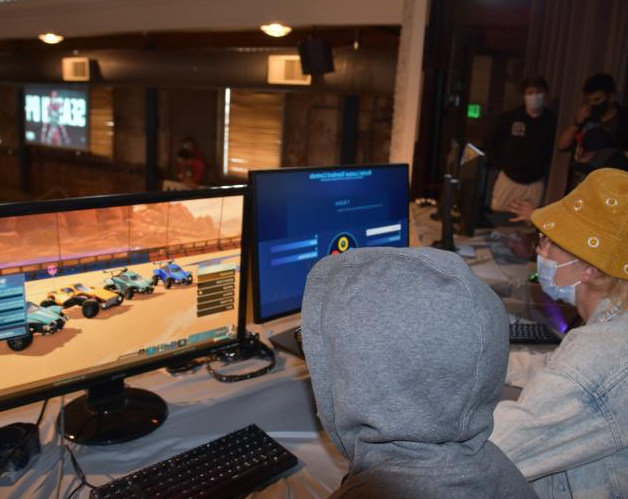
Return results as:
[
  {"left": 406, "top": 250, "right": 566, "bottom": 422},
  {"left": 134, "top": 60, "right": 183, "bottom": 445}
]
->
[
  {"left": 23, "top": 84, "right": 89, "bottom": 151},
  {"left": 0, "top": 187, "right": 248, "bottom": 445},
  {"left": 250, "top": 164, "right": 409, "bottom": 323}
]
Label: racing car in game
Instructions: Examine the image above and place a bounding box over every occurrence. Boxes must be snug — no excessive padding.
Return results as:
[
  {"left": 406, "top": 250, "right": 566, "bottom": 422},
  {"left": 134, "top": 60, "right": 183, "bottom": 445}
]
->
[
  {"left": 7, "top": 301, "right": 69, "bottom": 352},
  {"left": 40, "top": 283, "right": 123, "bottom": 318},
  {"left": 152, "top": 260, "right": 193, "bottom": 289},
  {"left": 71, "top": 283, "right": 124, "bottom": 310},
  {"left": 40, "top": 287, "right": 101, "bottom": 318},
  {"left": 103, "top": 268, "right": 155, "bottom": 299}
]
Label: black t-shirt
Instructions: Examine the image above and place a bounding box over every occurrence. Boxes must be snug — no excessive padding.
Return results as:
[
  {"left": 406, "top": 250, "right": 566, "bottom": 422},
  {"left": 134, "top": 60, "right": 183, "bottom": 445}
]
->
[
  {"left": 580, "top": 103, "right": 628, "bottom": 152},
  {"left": 485, "top": 106, "right": 557, "bottom": 184}
]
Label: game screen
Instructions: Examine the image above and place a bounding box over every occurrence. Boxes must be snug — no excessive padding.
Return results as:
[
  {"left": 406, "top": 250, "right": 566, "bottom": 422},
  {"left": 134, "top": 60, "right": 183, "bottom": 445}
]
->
[
  {"left": 23, "top": 84, "right": 89, "bottom": 151},
  {"left": 0, "top": 195, "right": 243, "bottom": 402},
  {"left": 252, "top": 165, "right": 409, "bottom": 321}
]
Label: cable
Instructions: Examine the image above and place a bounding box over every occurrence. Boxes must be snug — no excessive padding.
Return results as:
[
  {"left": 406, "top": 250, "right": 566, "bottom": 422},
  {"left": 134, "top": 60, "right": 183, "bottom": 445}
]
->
[
  {"left": 55, "top": 396, "right": 65, "bottom": 499},
  {"left": 63, "top": 444, "right": 96, "bottom": 499},
  {"left": 206, "top": 333, "right": 275, "bottom": 382},
  {"left": 36, "top": 399, "right": 49, "bottom": 426},
  {"left": 66, "top": 483, "right": 83, "bottom": 499}
]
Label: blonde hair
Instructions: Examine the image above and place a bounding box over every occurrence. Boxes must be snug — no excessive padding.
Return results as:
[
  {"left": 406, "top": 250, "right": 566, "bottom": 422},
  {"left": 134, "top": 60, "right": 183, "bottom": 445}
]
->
[{"left": 587, "top": 271, "right": 628, "bottom": 311}]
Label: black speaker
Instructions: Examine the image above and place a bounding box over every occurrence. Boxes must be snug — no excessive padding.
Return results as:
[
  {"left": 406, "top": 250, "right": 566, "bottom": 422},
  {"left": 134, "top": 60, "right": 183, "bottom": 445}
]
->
[{"left": 297, "top": 38, "right": 334, "bottom": 75}]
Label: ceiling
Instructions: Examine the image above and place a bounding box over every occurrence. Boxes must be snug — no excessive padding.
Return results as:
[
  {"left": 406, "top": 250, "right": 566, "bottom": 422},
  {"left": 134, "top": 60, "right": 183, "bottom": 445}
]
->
[{"left": 0, "top": 0, "right": 405, "bottom": 41}]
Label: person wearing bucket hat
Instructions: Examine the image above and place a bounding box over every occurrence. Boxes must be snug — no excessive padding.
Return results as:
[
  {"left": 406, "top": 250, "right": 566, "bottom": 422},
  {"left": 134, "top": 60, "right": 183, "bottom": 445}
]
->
[{"left": 491, "top": 168, "right": 628, "bottom": 498}]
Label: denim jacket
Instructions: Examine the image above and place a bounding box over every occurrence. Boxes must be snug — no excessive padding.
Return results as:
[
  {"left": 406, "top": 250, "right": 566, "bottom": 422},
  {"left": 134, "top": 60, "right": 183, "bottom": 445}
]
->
[{"left": 491, "top": 299, "right": 628, "bottom": 499}]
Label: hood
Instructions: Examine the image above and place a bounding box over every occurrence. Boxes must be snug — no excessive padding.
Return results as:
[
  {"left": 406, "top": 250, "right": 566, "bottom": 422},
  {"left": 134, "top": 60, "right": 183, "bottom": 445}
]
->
[
  {"left": 301, "top": 247, "right": 510, "bottom": 471},
  {"left": 28, "top": 306, "right": 62, "bottom": 322}
]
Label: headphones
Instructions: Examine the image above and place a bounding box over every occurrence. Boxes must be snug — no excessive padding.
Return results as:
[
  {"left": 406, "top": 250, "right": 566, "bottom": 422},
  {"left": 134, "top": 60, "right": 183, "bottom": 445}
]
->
[{"left": 0, "top": 422, "right": 41, "bottom": 483}]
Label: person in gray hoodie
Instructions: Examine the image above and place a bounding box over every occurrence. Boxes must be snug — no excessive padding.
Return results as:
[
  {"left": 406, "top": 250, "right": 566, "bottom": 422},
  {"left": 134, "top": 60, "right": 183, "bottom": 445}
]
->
[{"left": 301, "top": 247, "right": 538, "bottom": 499}]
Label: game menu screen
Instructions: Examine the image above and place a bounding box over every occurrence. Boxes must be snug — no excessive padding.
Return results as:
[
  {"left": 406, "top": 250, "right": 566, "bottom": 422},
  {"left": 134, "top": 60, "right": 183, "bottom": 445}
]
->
[
  {"left": 252, "top": 165, "right": 409, "bottom": 321},
  {"left": 0, "top": 195, "right": 243, "bottom": 402}
]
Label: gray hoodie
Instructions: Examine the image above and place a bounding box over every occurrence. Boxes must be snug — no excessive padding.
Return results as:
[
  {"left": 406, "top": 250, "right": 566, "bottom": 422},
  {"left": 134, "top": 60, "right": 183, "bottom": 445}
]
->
[{"left": 301, "top": 247, "right": 538, "bottom": 499}]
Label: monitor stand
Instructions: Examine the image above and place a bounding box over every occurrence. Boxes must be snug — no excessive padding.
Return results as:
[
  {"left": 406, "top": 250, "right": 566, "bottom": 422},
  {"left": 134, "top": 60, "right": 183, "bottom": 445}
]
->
[
  {"left": 60, "top": 378, "right": 168, "bottom": 445},
  {"left": 432, "top": 174, "right": 459, "bottom": 252}
]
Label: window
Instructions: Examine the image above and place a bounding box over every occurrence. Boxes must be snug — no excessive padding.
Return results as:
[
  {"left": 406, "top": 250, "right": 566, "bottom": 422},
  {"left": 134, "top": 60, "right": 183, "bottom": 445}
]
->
[
  {"left": 89, "top": 86, "right": 114, "bottom": 158},
  {"left": 223, "top": 89, "right": 283, "bottom": 177}
]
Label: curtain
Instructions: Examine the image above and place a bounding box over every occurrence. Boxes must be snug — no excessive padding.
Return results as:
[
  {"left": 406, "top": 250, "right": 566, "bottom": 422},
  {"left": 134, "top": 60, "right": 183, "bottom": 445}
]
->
[{"left": 525, "top": 0, "right": 628, "bottom": 202}]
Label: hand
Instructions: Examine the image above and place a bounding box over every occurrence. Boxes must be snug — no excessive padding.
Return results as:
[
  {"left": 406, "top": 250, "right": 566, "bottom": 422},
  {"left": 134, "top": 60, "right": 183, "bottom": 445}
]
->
[
  {"left": 575, "top": 104, "right": 591, "bottom": 126},
  {"left": 508, "top": 199, "right": 534, "bottom": 223},
  {"left": 503, "top": 232, "right": 537, "bottom": 260}
]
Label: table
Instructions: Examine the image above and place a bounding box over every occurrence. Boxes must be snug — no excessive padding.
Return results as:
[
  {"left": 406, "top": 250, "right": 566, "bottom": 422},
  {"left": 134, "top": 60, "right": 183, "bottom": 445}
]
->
[
  {"left": 1, "top": 207, "right": 564, "bottom": 498},
  {"left": 0, "top": 346, "right": 347, "bottom": 499}
]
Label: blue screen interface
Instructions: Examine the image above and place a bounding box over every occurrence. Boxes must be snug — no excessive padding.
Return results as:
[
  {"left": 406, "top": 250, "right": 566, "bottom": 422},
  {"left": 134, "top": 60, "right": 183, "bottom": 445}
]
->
[{"left": 253, "top": 165, "right": 409, "bottom": 321}]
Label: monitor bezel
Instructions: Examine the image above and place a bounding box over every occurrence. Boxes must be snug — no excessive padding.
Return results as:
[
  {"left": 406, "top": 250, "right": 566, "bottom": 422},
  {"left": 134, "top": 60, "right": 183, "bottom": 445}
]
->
[
  {"left": 0, "top": 185, "right": 249, "bottom": 411},
  {"left": 249, "top": 163, "right": 410, "bottom": 324}
]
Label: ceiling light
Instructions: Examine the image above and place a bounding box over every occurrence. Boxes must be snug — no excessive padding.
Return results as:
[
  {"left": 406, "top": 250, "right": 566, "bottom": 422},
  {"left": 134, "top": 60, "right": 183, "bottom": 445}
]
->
[
  {"left": 38, "top": 33, "right": 64, "bottom": 44},
  {"left": 260, "top": 24, "right": 292, "bottom": 38}
]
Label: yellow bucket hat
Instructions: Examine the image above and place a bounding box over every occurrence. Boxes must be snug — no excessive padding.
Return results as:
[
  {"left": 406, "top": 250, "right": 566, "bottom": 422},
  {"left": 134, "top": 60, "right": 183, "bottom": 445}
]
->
[{"left": 531, "top": 168, "right": 628, "bottom": 280}]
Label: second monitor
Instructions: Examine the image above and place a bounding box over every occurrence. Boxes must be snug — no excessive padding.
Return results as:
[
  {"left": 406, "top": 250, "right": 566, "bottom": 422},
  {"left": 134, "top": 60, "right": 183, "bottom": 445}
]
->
[{"left": 250, "top": 164, "right": 409, "bottom": 323}]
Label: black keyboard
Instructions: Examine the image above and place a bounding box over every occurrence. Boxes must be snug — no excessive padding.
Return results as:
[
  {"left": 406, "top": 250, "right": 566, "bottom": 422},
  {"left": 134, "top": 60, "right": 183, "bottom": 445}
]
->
[
  {"left": 90, "top": 424, "right": 298, "bottom": 499},
  {"left": 509, "top": 322, "right": 562, "bottom": 344}
]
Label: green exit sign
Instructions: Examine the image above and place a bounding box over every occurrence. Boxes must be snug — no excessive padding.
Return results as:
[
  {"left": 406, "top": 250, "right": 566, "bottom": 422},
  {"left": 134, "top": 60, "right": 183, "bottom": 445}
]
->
[{"left": 467, "top": 103, "right": 481, "bottom": 119}]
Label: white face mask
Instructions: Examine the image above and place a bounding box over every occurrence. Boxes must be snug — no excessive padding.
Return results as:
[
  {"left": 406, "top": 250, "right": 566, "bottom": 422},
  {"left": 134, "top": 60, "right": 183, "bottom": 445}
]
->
[
  {"left": 524, "top": 93, "right": 545, "bottom": 113},
  {"left": 536, "top": 255, "right": 580, "bottom": 306}
]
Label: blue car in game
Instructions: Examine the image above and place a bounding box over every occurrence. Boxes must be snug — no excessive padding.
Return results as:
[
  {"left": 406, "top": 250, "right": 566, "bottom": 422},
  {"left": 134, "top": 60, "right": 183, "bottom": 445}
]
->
[{"left": 152, "top": 260, "right": 193, "bottom": 289}]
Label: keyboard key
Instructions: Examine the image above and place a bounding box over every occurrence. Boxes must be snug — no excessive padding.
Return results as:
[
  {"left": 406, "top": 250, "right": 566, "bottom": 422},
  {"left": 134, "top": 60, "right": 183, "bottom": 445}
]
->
[{"left": 509, "top": 322, "right": 562, "bottom": 344}]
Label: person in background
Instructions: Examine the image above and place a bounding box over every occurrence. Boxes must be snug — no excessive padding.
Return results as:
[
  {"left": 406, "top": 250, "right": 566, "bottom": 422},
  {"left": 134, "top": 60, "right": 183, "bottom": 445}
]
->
[
  {"left": 486, "top": 76, "right": 556, "bottom": 213},
  {"left": 301, "top": 247, "right": 538, "bottom": 499},
  {"left": 181, "top": 136, "right": 207, "bottom": 165},
  {"left": 557, "top": 73, "right": 628, "bottom": 162},
  {"left": 179, "top": 136, "right": 207, "bottom": 185},
  {"left": 508, "top": 130, "right": 628, "bottom": 224},
  {"left": 176, "top": 148, "right": 205, "bottom": 186},
  {"left": 568, "top": 126, "right": 628, "bottom": 189},
  {"left": 491, "top": 168, "right": 628, "bottom": 498}
]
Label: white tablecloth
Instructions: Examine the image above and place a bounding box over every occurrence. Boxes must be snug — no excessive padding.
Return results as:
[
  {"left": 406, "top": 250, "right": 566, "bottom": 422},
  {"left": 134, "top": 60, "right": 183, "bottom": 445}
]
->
[{"left": 0, "top": 348, "right": 348, "bottom": 499}]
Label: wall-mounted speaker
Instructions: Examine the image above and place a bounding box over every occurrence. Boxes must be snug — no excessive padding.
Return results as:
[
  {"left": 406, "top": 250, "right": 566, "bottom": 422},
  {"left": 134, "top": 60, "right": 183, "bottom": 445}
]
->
[{"left": 297, "top": 38, "right": 334, "bottom": 76}]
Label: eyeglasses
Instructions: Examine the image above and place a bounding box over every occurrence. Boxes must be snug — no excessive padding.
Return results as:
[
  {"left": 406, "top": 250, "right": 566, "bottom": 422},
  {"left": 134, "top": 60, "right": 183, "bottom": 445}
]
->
[{"left": 537, "top": 232, "right": 549, "bottom": 247}]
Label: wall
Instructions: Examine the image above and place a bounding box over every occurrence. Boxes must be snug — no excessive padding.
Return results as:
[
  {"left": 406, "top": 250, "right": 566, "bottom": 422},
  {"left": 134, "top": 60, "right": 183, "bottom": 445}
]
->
[
  {"left": 113, "top": 87, "right": 146, "bottom": 169},
  {"left": 282, "top": 93, "right": 393, "bottom": 168},
  {"left": 28, "top": 150, "right": 145, "bottom": 198},
  {"left": 0, "top": 48, "right": 396, "bottom": 97},
  {"left": 0, "top": 81, "right": 395, "bottom": 200},
  {"left": 159, "top": 88, "right": 220, "bottom": 185},
  {"left": 0, "top": 86, "right": 25, "bottom": 201}
]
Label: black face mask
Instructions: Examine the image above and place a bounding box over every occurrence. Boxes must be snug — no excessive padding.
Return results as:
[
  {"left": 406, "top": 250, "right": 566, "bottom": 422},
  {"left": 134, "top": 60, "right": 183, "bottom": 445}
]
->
[{"left": 590, "top": 100, "right": 610, "bottom": 121}]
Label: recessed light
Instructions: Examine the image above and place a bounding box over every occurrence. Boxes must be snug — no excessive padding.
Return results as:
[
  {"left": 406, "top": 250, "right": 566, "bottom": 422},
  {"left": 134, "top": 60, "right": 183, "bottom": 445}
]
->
[
  {"left": 260, "top": 24, "right": 292, "bottom": 38},
  {"left": 38, "top": 33, "right": 64, "bottom": 44}
]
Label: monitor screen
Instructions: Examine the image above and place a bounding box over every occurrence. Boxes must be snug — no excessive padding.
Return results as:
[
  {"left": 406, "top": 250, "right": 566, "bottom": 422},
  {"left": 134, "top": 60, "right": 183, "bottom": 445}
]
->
[
  {"left": 250, "top": 164, "right": 409, "bottom": 322},
  {"left": 23, "top": 84, "right": 89, "bottom": 151},
  {"left": 0, "top": 188, "right": 246, "bottom": 413}
]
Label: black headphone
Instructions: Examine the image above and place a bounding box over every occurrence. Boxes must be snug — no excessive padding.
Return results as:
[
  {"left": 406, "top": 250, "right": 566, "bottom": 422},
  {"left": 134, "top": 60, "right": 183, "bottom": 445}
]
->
[{"left": 0, "top": 423, "right": 41, "bottom": 479}]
